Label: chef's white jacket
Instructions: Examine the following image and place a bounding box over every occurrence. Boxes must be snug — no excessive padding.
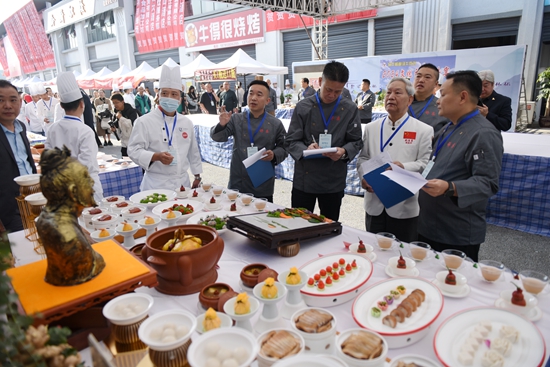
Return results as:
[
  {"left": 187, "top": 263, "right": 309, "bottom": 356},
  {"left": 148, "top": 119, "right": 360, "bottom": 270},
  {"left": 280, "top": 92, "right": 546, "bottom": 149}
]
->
[
  {"left": 128, "top": 108, "right": 202, "bottom": 191},
  {"left": 38, "top": 97, "right": 59, "bottom": 135},
  {"left": 25, "top": 102, "right": 43, "bottom": 133}
]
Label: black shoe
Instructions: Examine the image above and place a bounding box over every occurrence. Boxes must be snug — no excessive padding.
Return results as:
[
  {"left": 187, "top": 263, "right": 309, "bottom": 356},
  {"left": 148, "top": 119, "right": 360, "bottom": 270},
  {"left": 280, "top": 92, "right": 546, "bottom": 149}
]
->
[{"left": 107, "top": 141, "right": 113, "bottom": 146}]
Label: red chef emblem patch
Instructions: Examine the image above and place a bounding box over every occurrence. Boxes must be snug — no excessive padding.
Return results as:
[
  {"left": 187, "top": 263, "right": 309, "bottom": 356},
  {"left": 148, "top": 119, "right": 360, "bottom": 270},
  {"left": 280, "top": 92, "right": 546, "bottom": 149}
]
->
[
  {"left": 182, "top": 132, "right": 188, "bottom": 139},
  {"left": 403, "top": 131, "right": 416, "bottom": 144}
]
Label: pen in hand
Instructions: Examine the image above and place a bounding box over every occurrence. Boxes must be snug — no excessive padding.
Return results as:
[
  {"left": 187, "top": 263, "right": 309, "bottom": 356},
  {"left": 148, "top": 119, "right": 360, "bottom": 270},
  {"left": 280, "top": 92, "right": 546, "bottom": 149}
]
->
[{"left": 311, "top": 135, "right": 317, "bottom": 145}]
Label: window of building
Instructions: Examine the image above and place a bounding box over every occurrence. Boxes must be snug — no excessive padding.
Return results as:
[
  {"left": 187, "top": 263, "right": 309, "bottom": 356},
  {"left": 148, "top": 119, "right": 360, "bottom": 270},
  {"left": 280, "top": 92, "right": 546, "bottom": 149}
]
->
[
  {"left": 62, "top": 25, "right": 78, "bottom": 50},
  {"left": 452, "top": 17, "right": 519, "bottom": 50},
  {"left": 85, "top": 11, "right": 116, "bottom": 44}
]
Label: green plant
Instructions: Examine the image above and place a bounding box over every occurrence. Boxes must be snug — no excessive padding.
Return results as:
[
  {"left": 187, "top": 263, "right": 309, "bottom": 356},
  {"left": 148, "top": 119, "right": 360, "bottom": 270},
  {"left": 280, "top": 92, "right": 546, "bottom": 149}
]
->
[
  {"left": 536, "top": 67, "right": 550, "bottom": 117},
  {"left": 0, "top": 234, "right": 83, "bottom": 366}
]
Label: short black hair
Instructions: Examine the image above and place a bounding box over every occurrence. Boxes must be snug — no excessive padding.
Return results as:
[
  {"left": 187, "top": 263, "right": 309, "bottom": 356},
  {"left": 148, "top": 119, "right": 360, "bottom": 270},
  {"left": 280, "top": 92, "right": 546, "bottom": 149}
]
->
[
  {"left": 302, "top": 77, "right": 309, "bottom": 84},
  {"left": 418, "top": 63, "right": 439, "bottom": 80},
  {"left": 322, "top": 61, "right": 349, "bottom": 84},
  {"left": 110, "top": 93, "right": 124, "bottom": 102},
  {"left": 362, "top": 79, "right": 370, "bottom": 85},
  {"left": 0, "top": 80, "right": 18, "bottom": 93},
  {"left": 60, "top": 98, "right": 83, "bottom": 112},
  {"left": 446, "top": 70, "right": 482, "bottom": 103},
  {"left": 46, "top": 87, "right": 52, "bottom": 92},
  {"left": 248, "top": 80, "right": 270, "bottom": 94}
]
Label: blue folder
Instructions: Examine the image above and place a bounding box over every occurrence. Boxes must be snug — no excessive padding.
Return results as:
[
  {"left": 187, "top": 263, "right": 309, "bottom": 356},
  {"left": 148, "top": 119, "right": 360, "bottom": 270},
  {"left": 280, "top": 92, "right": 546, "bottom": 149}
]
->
[
  {"left": 363, "top": 164, "right": 415, "bottom": 208},
  {"left": 245, "top": 159, "right": 275, "bottom": 188}
]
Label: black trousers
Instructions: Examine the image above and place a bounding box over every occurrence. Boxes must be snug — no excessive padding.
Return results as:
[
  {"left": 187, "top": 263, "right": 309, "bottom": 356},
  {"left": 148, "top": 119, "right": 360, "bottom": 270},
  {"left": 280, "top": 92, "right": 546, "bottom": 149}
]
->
[
  {"left": 417, "top": 234, "right": 481, "bottom": 262},
  {"left": 121, "top": 147, "right": 128, "bottom": 157},
  {"left": 365, "top": 209, "right": 418, "bottom": 243},
  {"left": 291, "top": 188, "right": 344, "bottom": 222}
]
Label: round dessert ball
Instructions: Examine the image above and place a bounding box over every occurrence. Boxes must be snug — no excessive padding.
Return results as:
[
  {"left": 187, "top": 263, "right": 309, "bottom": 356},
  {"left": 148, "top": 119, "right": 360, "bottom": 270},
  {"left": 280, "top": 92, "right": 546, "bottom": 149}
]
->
[
  {"left": 205, "top": 357, "right": 221, "bottom": 367},
  {"left": 216, "top": 347, "right": 232, "bottom": 361},
  {"left": 232, "top": 347, "right": 248, "bottom": 364},
  {"left": 205, "top": 341, "right": 221, "bottom": 356},
  {"left": 222, "top": 358, "right": 239, "bottom": 367}
]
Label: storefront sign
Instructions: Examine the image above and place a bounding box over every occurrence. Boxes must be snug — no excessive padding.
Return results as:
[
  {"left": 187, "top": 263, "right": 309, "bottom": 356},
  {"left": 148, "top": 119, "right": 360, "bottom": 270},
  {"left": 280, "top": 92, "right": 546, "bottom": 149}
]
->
[
  {"left": 184, "top": 9, "right": 265, "bottom": 52},
  {"left": 43, "top": 0, "right": 95, "bottom": 33},
  {"left": 265, "top": 9, "right": 377, "bottom": 32},
  {"left": 194, "top": 67, "right": 237, "bottom": 82}
]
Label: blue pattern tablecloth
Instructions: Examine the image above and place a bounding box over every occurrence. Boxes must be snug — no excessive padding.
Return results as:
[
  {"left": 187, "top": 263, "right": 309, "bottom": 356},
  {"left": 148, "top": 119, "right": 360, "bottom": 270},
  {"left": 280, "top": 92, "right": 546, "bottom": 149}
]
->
[{"left": 99, "top": 165, "right": 143, "bottom": 198}]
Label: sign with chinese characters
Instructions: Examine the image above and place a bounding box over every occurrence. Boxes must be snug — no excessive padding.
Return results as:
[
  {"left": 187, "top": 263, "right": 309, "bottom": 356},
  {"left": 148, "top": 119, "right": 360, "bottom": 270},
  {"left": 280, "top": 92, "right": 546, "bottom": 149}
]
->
[
  {"left": 44, "top": 0, "right": 95, "bottom": 33},
  {"left": 184, "top": 8, "right": 264, "bottom": 52},
  {"left": 194, "top": 67, "right": 237, "bottom": 82},
  {"left": 379, "top": 56, "right": 456, "bottom": 90},
  {"left": 264, "top": 9, "right": 377, "bottom": 32}
]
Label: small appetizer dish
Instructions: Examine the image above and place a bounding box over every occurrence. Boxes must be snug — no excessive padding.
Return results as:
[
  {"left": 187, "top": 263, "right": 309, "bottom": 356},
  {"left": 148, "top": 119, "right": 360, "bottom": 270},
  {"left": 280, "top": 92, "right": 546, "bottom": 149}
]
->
[
  {"left": 498, "top": 283, "right": 538, "bottom": 316},
  {"left": 101, "top": 195, "right": 125, "bottom": 208},
  {"left": 102, "top": 293, "right": 154, "bottom": 326},
  {"left": 91, "top": 213, "right": 118, "bottom": 230},
  {"left": 196, "top": 308, "right": 233, "bottom": 334},
  {"left": 121, "top": 205, "right": 146, "bottom": 224},
  {"left": 290, "top": 308, "right": 337, "bottom": 354},
  {"left": 138, "top": 309, "right": 196, "bottom": 352},
  {"left": 160, "top": 209, "right": 183, "bottom": 226},
  {"left": 257, "top": 329, "right": 305, "bottom": 366},
  {"left": 176, "top": 185, "right": 190, "bottom": 199},
  {"left": 434, "top": 269, "right": 468, "bottom": 294},
  {"left": 90, "top": 228, "right": 116, "bottom": 242},
  {"left": 387, "top": 252, "right": 417, "bottom": 277},
  {"left": 335, "top": 328, "right": 388, "bottom": 367},
  {"left": 187, "top": 328, "right": 258, "bottom": 367}
]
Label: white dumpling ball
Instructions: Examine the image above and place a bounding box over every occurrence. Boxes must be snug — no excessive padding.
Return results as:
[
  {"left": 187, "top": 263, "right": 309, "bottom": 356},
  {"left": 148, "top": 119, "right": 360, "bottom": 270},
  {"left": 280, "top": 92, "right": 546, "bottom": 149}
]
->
[
  {"left": 205, "top": 357, "right": 221, "bottom": 367},
  {"left": 163, "top": 323, "right": 177, "bottom": 330},
  {"left": 124, "top": 311, "right": 136, "bottom": 318},
  {"left": 232, "top": 347, "right": 248, "bottom": 364},
  {"left": 216, "top": 347, "right": 232, "bottom": 361},
  {"left": 162, "top": 328, "right": 176, "bottom": 338},
  {"left": 132, "top": 303, "right": 145, "bottom": 313},
  {"left": 149, "top": 327, "right": 163, "bottom": 341},
  {"left": 161, "top": 335, "right": 176, "bottom": 343},
  {"left": 205, "top": 341, "right": 221, "bottom": 356},
  {"left": 222, "top": 358, "right": 239, "bottom": 367},
  {"left": 175, "top": 325, "right": 189, "bottom": 339}
]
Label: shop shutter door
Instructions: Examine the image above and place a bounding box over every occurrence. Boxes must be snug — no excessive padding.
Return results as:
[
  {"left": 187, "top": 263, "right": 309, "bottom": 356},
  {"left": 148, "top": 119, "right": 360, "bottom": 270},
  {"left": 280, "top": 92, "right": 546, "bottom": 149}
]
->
[
  {"left": 283, "top": 29, "right": 311, "bottom": 86},
  {"left": 541, "top": 12, "right": 550, "bottom": 43},
  {"left": 374, "top": 16, "right": 404, "bottom": 55},
  {"left": 135, "top": 49, "right": 180, "bottom": 68},
  {"left": 453, "top": 17, "right": 520, "bottom": 41},
  {"left": 327, "top": 21, "right": 368, "bottom": 59}
]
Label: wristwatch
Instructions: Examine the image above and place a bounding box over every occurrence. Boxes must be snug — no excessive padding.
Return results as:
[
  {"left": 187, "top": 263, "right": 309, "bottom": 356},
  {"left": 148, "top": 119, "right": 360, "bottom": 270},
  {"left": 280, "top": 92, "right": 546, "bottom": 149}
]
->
[
  {"left": 444, "top": 181, "right": 455, "bottom": 197},
  {"left": 340, "top": 149, "right": 348, "bottom": 160},
  {"left": 194, "top": 175, "right": 202, "bottom": 182}
]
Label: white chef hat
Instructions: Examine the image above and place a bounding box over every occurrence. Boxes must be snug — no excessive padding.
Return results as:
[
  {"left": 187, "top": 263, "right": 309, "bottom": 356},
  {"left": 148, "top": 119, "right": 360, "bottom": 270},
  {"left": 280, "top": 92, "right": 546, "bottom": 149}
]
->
[
  {"left": 285, "top": 79, "right": 290, "bottom": 86},
  {"left": 153, "top": 81, "right": 160, "bottom": 89},
  {"left": 159, "top": 65, "right": 182, "bottom": 90},
  {"left": 438, "top": 74, "right": 445, "bottom": 86},
  {"left": 57, "top": 72, "right": 82, "bottom": 103},
  {"left": 139, "top": 83, "right": 145, "bottom": 89},
  {"left": 122, "top": 81, "right": 133, "bottom": 90},
  {"left": 34, "top": 82, "right": 46, "bottom": 95},
  {"left": 112, "top": 84, "right": 120, "bottom": 92}
]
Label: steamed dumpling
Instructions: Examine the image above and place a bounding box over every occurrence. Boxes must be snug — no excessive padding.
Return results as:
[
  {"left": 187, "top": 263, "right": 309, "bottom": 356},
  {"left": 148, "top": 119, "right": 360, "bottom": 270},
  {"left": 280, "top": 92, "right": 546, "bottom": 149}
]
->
[
  {"left": 481, "top": 350, "right": 504, "bottom": 367},
  {"left": 203, "top": 308, "right": 222, "bottom": 332},
  {"left": 499, "top": 325, "right": 520, "bottom": 343},
  {"left": 234, "top": 293, "right": 250, "bottom": 315},
  {"left": 491, "top": 338, "right": 512, "bottom": 357}
]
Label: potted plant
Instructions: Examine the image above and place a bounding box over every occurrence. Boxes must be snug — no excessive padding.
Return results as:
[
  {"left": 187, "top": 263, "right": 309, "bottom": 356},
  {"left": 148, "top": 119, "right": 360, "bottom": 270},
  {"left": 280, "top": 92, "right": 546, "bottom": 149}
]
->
[{"left": 536, "top": 67, "right": 550, "bottom": 127}]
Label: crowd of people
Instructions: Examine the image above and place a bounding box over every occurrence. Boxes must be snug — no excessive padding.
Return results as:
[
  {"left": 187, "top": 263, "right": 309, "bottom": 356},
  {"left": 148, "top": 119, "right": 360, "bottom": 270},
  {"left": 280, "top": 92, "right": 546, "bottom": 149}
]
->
[{"left": 1, "top": 60, "right": 513, "bottom": 261}]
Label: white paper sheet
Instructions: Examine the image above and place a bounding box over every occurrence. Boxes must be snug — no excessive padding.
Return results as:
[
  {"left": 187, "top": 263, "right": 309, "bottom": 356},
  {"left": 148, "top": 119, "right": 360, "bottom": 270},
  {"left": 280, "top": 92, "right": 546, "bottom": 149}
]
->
[
  {"left": 359, "top": 151, "right": 392, "bottom": 175},
  {"left": 242, "top": 147, "right": 267, "bottom": 168},
  {"left": 302, "top": 147, "right": 338, "bottom": 157},
  {"left": 381, "top": 163, "right": 428, "bottom": 194}
]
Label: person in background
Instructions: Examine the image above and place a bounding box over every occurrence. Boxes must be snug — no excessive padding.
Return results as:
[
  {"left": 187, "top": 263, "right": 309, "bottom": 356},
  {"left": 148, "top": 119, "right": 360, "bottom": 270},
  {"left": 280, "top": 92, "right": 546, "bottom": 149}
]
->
[
  {"left": 265, "top": 79, "right": 278, "bottom": 116},
  {"left": 122, "top": 82, "right": 136, "bottom": 109},
  {"left": 39, "top": 86, "right": 59, "bottom": 135},
  {"left": 236, "top": 81, "right": 245, "bottom": 110},
  {"left": 273, "top": 81, "right": 281, "bottom": 99},
  {"left": 128, "top": 65, "right": 203, "bottom": 190},
  {"left": 110, "top": 93, "right": 138, "bottom": 157},
  {"left": 434, "top": 75, "right": 444, "bottom": 98},
  {"left": 355, "top": 79, "right": 376, "bottom": 124},
  {"left": 410, "top": 63, "right": 448, "bottom": 134},
  {"left": 177, "top": 86, "right": 188, "bottom": 115},
  {"left": 199, "top": 83, "right": 219, "bottom": 114},
  {"left": 0, "top": 80, "right": 37, "bottom": 232},
  {"left": 477, "top": 70, "right": 512, "bottom": 131},
  {"left": 186, "top": 86, "right": 199, "bottom": 114},
  {"left": 220, "top": 81, "right": 238, "bottom": 113},
  {"left": 25, "top": 84, "right": 45, "bottom": 135},
  {"left": 285, "top": 61, "right": 363, "bottom": 221},
  {"left": 94, "top": 90, "right": 114, "bottom": 146},
  {"left": 135, "top": 84, "right": 152, "bottom": 116},
  {"left": 17, "top": 90, "right": 27, "bottom": 123},
  {"left": 418, "top": 70, "right": 504, "bottom": 262},
  {"left": 45, "top": 72, "right": 103, "bottom": 202},
  {"left": 211, "top": 80, "right": 287, "bottom": 202},
  {"left": 79, "top": 88, "right": 103, "bottom": 149},
  {"left": 356, "top": 77, "right": 433, "bottom": 242},
  {"left": 298, "top": 77, "right": 315, "bottom": 101}
]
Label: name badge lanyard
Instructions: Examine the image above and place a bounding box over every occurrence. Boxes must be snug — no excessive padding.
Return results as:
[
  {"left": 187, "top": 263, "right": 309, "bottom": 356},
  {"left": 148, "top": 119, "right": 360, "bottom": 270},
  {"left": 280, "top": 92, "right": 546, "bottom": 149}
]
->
[
  {"left": 408, "top": 94, "right": 434, "bottom": 119},
  {"left": 380, "top": 115, "right": 410, "bottom": 152},
  {"left": 42, "top": 98, "right": 52, "bottom": 111},
  {"left": 162, "top": 111, "right": 178, "bottom": 148},
  {"left": 432, "top": 110, "right": 480, "bottom": 161},
  {"left": 315, "top": 94, "right": 342, "bottom": 134},
  {"left": 247, "top": 111, "right": 268, "bottom": 147},
  {"left": 65, "top": 116, "right": 82, "bottom": 123}
]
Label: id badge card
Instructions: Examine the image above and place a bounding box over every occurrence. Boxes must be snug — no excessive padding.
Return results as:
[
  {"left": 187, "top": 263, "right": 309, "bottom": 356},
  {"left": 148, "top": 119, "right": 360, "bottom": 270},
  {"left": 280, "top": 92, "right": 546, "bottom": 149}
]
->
[
  {"left": 247, "top": 146, "right": 258, "bottom": 157},
  {"left": 46, "top": 111, "right": 54, "bottom": 121},
  {"left": 211, "top": 101, "right": 215, "bottom": 106},
  {"left": 319, "top": 133, "right": 332, "bottom": 149},
  {"left": 422, "top": 159, "right": 434, "bottom": 178},
  {"left": 168, "top": 146, "right": 178, "bottom": 166}
]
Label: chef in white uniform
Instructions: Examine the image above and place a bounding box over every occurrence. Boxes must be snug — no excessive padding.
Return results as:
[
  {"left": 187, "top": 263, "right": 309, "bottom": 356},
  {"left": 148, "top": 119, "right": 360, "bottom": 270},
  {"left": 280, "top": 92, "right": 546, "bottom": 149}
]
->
[
  {"left": 128, "top": 65, "right": 202, "bottom": 191},
  {"left": 38, "top": 84, "right": 59, "bottom": 136},
  {"left": 45, "top": 72, "right": 103, "bottom": 202},
  {"left": 25, "top": 84, "right": 45, "bottom": 135},
  {"left": 122, "top": 81, "right": 136, "bottom": 109}
]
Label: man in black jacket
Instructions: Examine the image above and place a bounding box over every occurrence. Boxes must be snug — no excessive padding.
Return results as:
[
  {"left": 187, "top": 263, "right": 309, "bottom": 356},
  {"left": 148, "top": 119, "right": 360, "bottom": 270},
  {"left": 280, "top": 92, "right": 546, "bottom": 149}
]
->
[
  {"left": 220, "top": 82, "right": 238, "bottom": 113},
  {"left": 477, "top": 70, "right": 512, "bottom": 131},
  {"left": 0, "top": 80, "right": 37, "bottom": 232},
  {"left": 80, "top": 88, "right": 103, "bottom": 148},
  {"left": 111, "top": 93, "right": 138, "bottom": 157}
]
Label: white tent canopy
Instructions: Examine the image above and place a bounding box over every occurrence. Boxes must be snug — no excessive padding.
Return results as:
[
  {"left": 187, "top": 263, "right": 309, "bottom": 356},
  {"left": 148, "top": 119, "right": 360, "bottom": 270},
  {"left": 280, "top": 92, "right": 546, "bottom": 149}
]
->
[
  {"left": 124, "top": 61, "right": 155, "bottom": 87},
  {"left": 97, "top": 65, "right": 133, "bottom": 82},
  {"left": 197, "top": 48, "right": 288, "bottom": 75},
  {"left": 82, "top": 67, "right": 113, "bottom": 80},
  {"left": 144, "top": 58, "right": 180, "bottom": 80},
  {"left": 180, "top": 54, "right": 217, "bottom": 79},
  {"left": 76, "top": 69, "right": 97, "bottom": 80}
]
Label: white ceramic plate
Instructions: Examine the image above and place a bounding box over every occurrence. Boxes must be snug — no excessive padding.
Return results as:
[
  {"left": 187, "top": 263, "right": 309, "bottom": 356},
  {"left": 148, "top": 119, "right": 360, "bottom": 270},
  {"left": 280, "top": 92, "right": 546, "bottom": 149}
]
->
[
  {"left": 186, "top": 210, "right": 235, "bottom": 233},
  {"left": 494, "top": 298, "right": 543, "bottom": 322},
  {"left": 433, "top": 307, "right": 546, "bottom": 367},
  {"left": 352, "top": 277, "right": 443, "bottom": 337},
  {"left": 389, "top": 354, "right": 440, "bottom": 367},
  {"left": 348, "top": 243, "right": 378, "bottom": 262},
  {"left": 272, "top": 355, "right": 347, "bottom": 367},
  {"left": 130, "top": 189, "right": 177, "bottom": 208},
  {"left": 431, "top": 279, "right": 471, "bottom": 298},
  {"left": 152, "top": 200, "right": 204, "bottom": 220},
  {"left": 385, "top": 265, "right": 420, "bottom": 278},
  {"left": 299, "top": 253, "right": 373, "bottom": 308}
]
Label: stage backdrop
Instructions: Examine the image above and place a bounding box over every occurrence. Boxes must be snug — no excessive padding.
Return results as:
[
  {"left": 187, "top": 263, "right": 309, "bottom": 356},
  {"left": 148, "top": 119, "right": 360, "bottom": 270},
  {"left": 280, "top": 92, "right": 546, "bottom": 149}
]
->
[{"left": 293, "top": 45, "right": 526, "bottom": 131}]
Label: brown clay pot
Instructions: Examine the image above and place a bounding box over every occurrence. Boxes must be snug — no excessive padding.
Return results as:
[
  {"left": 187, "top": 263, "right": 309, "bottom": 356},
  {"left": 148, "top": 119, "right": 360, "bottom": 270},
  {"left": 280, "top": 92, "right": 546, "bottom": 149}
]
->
[
  {"left": 143, "top": 225, "right": 224, "bottom": 295},
  {"left": 198, "top": 283, "right": 233, "bottom": 311},
  {"left": 218, "top": 290, "right": 239, "bottom": 313},
  {"left": 240, "top": 263, "right": 268, "bottom": 288}
]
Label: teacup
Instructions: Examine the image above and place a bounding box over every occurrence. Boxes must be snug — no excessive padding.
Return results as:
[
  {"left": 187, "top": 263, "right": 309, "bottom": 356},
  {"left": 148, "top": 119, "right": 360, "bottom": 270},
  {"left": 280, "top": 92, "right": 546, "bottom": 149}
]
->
[
  {"left": 520, "top": 270, "right": 548, "bottom": 295},
  {"left": 212, "top": 186, "right": 224, "bottom": 197},
  {"left": 254, "top": 198, "right": 267, "bottom": 211},
  {"left": 478, "top": 260, "right": 505, "bottom": 282},
  {"left": 408, "top": 241, "right": 431, "bottom": 261},
  {"left": 202, "top": 182, "right": 212, "bottom": 192},
  {"left": 226, "top": 189, "right": 239, "bottom": 202},
  {"left": 375, "top": 232, "right": 396, "bottom": 251},
  {"left": 442, "top": 249, "right": 466, "bottom": 270},
  {"left": 239, "top": 193, "right": 254, "bottom": 206}
]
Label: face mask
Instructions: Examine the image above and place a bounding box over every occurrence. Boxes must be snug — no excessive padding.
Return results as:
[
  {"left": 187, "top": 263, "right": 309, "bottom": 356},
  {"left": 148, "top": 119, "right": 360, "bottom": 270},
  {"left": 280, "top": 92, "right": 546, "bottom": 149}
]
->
[{"left": 159, "top": 97, "right": 180, "bottom": 113}]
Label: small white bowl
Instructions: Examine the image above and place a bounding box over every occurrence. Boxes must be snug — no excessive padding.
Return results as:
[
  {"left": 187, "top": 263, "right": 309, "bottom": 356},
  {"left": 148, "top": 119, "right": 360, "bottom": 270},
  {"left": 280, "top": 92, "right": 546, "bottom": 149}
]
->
[
  {"left": 160, "top": 210, "right": 182, "bottom": 226},
  {"left": 121, "top": 205, "right": 146, "bottom": 224},
  {"left": 14, "top": 173, "right": 41, "bottom": 186},
  {"left": 388, "top": 256, "right": 417, "bottom": 276},
  {"left": 290, "top": 308, "right": 337, "bottom": 354},
  {"left": 138, "top": 309, "right": 197, "bottom": 352},
  {"left": 116, "top": 222, "right": 139, "bottom": 233},
  {"left": 82, "top": 207, "right": 105, "bottom": 230},
  {"left": 435, "top": 271, "right": 468, "bottom": 294},
  {"left": 499, "top": 289, "right": 538, "bottom": 315},
  {"left": 196, "top": 311, "right": 233, "bottom": 334},
  {"left": 102, "top": 293, "right": 154, "bottom": 326},
  {"left": 110, "top": 201, "right": 131, "bottom": 216},
  {"left": 272, "top": 355, "right": 348, "bottom": 367},
  {"left": 335, "top": 328, "right": 388, "bottom": 367},
  {"left": 187, "top": 327, "right": 259, "bottom": 367},
  {"left": 257, "top": 329, "right": 305, "bottom": 367},
  {"left": 205, "top": 201, "right": 222, "bottom": 211},
  {"left": 101, "top": 195, "right": 125, "bottom": 208},
  {"left": 176, "top": 187, "right": 190, "bottom": 199},
  {"left": 91, "top": 213, "right": 118, "bottom": 230},
  {"left": 25, "top": 192, "right": 47, "bottom": 206},
  {"left": 90, "top": 229, "right": 116, "bottom": 242}
]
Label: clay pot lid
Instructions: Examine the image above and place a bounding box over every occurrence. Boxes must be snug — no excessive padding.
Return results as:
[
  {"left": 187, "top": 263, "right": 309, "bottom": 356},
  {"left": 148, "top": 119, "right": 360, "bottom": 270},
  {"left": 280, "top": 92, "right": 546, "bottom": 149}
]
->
[
  {"left": 257, "top": 268, "right": 279, "bottom": 284},
  {"left": 217, "top": 290, "right": 239, "bottom": 313}
]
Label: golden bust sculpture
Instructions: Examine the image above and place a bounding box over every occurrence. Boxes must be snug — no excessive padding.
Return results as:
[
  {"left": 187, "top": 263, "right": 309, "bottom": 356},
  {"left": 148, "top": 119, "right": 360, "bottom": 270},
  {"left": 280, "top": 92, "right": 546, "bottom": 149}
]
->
[{"left": 36, "top": 147, "right": 105, "bottom": 286}]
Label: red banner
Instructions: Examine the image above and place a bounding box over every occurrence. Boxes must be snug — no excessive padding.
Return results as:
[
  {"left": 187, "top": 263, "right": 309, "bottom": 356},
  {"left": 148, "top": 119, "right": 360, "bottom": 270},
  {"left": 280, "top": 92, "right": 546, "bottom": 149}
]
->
[
  {"left": 135, "top": 0, "right": 185, "bottom": 54},
  {"left": 183, "top": 9, "right": 264, "bottom": 52},
  {"left": 265, "top": 9, "right": 377, "bottom": 32},
  {"left": 0, "top": 40, "right": 10, "bottom": 78}
]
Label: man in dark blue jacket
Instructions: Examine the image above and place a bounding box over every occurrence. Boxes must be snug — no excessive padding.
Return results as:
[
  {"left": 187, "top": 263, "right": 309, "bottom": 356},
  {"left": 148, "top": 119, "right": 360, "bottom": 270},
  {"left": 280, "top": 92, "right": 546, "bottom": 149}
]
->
[{"left": 477, "top": 70, "right": 512, "bottom": 131}]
